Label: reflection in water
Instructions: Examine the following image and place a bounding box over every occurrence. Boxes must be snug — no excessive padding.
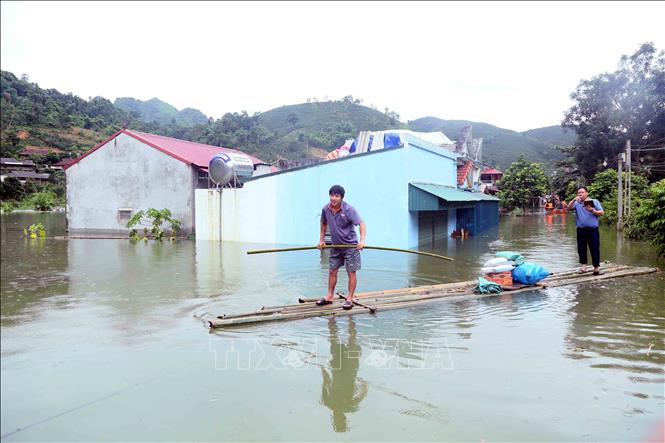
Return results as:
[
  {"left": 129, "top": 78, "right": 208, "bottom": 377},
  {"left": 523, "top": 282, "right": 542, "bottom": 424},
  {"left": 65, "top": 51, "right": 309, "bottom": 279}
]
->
[
  {"left": 320, "top": 317, "right": 368, "bottom": 432},
  {"left": 0, "top": 213, "right": 70, "bottom": 327},
  {"left": 564, "top": 280, "right": 665, "bottom": 390}
]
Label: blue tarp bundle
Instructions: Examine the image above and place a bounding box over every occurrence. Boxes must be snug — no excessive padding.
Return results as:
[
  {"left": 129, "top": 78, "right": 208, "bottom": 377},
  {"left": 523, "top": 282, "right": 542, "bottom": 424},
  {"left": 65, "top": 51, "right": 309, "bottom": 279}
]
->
[
  {"left": 383, "top": 133, "right": 402, "bottom": 149},
  {"left": 511, "top": 262, "right": 550, "bottom": 285}
]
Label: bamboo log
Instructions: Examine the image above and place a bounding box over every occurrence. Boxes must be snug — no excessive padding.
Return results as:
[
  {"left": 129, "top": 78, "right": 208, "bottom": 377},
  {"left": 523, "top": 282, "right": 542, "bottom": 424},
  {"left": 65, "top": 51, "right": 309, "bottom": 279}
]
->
[
  {"left": 245, "top": 265, "right": 633, "bottom": 319},
  {"left": 247, "top": 245, "right": 454, "bottom": 261},
  {"left": 210, "top": 265, "right": 657, "bottom": 327},
  {"left": 244, "top": 265, "right": 641, "bottom": 320}
]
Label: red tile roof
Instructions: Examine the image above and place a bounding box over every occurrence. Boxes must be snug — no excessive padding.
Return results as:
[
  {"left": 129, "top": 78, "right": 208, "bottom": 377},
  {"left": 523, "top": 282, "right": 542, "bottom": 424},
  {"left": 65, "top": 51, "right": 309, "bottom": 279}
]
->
[
  {"left": 64, "top": 129, "right": 270, "bottom": 170},
  {"left": 481, "top": 167, "right": 503, "bottom": 175},
  {"left": 52, "top": 158, "right": 77, "bottom": 167},
  {"left": 457, "top": 160, "right": 473, "bottom": 185}
]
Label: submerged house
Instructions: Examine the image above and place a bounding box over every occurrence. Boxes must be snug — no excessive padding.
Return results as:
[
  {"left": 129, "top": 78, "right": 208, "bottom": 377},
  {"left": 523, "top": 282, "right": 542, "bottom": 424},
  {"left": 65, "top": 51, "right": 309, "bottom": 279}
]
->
[
  {"left": 196, "top": 133, "right": 499, "bottom": 248},
  {"left": 63, "top": 129, "right": 272, "bottom": 235}
]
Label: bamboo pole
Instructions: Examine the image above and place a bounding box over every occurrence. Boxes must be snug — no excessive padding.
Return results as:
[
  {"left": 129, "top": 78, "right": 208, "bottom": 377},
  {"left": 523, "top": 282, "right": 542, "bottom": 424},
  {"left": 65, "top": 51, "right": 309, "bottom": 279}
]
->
[
  {"left": 209, "top": 266, "right": 658, "bottom": 328},
  {"left": 246, "top": 245, "right": 454, "bottom": 261}
]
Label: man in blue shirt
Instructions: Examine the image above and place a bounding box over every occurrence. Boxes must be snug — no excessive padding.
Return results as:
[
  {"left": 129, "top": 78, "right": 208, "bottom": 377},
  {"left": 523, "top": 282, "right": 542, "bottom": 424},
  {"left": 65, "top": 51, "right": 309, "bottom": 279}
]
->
[
  {"left": 567, "top": 186, "right": 605, "bottom": 274},
  {"left": 316, "top": 185, "right": 366, "bottom": 310}
]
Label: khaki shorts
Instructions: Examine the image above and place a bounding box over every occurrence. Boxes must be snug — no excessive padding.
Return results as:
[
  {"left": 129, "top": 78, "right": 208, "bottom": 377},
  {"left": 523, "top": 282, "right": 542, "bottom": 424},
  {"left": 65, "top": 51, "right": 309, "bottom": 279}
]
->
[{"left": 329, "top": 247, "right": 361, "bottom": 273}]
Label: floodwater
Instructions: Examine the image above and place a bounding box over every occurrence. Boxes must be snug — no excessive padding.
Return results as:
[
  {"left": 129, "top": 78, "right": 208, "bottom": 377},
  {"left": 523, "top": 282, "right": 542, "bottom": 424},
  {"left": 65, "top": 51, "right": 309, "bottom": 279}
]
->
[{"left": 1, "top": 211, "right": 663, "bottom": 442}]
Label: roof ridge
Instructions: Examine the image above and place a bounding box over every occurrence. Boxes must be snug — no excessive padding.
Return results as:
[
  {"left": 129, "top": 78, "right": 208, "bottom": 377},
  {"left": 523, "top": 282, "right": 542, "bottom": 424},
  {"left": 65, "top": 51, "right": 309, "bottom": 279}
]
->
[{"left": 128, "top": 129, "right": 239, "bottom": 152}]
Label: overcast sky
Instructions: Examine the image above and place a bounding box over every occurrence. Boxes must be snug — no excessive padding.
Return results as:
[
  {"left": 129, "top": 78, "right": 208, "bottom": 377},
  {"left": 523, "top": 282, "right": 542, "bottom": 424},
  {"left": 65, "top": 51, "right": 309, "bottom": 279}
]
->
[{"left": 1, "top": 1, "right": 663, "bottom": 132}]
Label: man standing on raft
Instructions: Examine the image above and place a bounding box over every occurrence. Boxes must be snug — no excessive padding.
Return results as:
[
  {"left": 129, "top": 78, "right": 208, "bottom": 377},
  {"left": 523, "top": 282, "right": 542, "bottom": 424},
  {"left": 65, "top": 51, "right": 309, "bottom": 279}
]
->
[{"left": 316, "top": 185, "right": 366, "bottom": 310}]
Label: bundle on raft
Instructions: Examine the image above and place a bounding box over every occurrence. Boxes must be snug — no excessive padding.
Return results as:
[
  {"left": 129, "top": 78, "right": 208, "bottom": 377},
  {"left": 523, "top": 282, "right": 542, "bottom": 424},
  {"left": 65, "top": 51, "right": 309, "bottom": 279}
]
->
[{"left": 208, "top": 263, "right": 658, "bottom": 329}]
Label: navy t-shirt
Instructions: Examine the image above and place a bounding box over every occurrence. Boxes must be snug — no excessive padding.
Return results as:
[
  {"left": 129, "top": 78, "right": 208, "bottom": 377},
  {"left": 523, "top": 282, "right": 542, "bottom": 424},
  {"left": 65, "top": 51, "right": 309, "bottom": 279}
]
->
[{"left": 321, "top": 201, "right": 363, "bottom": 245}]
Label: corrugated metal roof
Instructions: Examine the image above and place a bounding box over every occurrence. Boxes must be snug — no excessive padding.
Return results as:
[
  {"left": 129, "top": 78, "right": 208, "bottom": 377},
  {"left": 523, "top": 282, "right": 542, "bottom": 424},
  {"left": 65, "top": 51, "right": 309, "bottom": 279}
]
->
[
  {"left": 410, "top": 182, "right": 499, "bottom": 210},
  {"left": 64, "top": 130, "right": 270, "bottom": 170}
]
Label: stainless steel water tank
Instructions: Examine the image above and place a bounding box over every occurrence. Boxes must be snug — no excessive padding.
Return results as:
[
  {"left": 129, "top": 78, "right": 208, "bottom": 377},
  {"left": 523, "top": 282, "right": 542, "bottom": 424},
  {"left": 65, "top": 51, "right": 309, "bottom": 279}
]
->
[{"left": 208, "top": 153, "right": 234, "bottom": 185}]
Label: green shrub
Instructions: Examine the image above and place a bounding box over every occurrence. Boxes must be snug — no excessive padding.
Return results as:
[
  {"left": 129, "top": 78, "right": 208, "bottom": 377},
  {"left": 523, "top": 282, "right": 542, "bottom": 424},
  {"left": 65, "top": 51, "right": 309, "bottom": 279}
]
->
[
  {"left": 1, "top": 200, "right": 17, "bottom": 213},
  {"left": 626, "top": 179, "right": 665, "bottom": 258},
  {"left": 126, "top": 208, "right": 182, "bottom": 241},
  {"left": 23, "top": 223, "right": 46, "bottom": 238},
  {"left": 27, "top": 190, "right": 57, "bottom": 211}
]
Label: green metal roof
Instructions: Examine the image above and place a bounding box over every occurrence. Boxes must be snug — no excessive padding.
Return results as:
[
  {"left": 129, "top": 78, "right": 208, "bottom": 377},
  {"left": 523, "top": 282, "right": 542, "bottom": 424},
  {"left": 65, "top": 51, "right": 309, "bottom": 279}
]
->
[{"left": 409, "top": 182, "right": 499, "bottom": 211}]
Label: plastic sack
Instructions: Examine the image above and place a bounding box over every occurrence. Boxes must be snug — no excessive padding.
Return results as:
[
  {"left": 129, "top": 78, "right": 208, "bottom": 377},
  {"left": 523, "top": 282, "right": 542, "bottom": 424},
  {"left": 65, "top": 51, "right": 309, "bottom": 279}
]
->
[
  {"left": 496, "top": 251, "right": 525, "bottom": 266},
  {"left": 511, "top": 262, "right": 550, "bottom": 285},
  {"left": 481, "top": 264, "right": 515, "bottom": 274},
  {"left": 484, "top": 257, "right": 510, "bottom": 267}
]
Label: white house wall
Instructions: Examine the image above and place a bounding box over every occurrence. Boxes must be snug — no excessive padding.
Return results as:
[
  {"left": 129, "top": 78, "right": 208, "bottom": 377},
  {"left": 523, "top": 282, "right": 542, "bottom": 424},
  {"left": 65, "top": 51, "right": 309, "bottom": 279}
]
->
[
  {"left": 210, "top": 137, "right": 459, "bottom": 249},
  {"left": 66, "top": 133, "right": 196, "bottom": 235},
  {"left": 219, "top": 147, "right": 409, "bottom": 248}
]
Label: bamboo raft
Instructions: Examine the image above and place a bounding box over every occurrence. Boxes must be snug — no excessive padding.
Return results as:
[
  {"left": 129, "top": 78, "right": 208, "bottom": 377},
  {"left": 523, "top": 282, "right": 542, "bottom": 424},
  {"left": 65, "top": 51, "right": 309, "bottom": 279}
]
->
[{"left": 208, "top": 263, "right": 658, "bottom": 329}]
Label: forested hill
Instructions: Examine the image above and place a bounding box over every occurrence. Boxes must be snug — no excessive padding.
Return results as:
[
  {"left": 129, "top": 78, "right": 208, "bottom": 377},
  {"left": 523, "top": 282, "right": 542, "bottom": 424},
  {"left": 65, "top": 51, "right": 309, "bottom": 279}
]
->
[
  {"left": 0, "top": 69, "right": 573, "bottom": 169},
  {"left": 521, "top": 125, "right": 576, "bottom": 147},
  {"left": 0, "top": 71, "right": 137, "bottom": 156},
  {"left": 114, "top": 97, "right": 208, "bottom": 127},
  {"left": 256, "top": 99, "right": 408, "bottom": 158},
  {"left": 408, "top": 117, "right": 571, "bottom": 170}
]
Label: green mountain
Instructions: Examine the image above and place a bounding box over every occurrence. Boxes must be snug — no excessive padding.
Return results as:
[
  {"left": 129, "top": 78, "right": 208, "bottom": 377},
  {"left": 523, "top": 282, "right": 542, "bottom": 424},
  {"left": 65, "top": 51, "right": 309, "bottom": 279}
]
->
[
  {"left": 521, "top": 125, "right": 576, "bottom": 147},
  {"left": 114, "top": 97, "right": 208, "bottom": 127},
  {"left": 408, "top": 117, "right": 570, "bottom": 170},
  {"left": 256, "top": 99, "right": 408, "bottom": 157}
]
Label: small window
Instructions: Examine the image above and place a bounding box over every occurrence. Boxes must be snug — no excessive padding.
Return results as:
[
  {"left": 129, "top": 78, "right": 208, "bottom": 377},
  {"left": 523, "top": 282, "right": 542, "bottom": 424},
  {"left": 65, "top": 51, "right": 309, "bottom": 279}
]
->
[{"left": 118, "top": 208, "right": 133, "bottom": 223}]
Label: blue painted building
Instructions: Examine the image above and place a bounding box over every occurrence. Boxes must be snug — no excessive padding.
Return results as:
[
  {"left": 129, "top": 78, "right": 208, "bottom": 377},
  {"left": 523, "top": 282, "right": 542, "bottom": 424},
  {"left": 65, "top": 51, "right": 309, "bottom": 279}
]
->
[{"left": 197, "top": 134, "right": 499, "bottom": 248}]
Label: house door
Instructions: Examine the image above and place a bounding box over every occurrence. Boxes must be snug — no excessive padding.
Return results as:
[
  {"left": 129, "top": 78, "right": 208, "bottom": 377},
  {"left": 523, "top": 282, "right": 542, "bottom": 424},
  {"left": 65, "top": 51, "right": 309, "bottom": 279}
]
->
[
  {"left": 418, "top": 210, "right": 448, "bottom": 245},
  {"left": 456, "top": 208, "right": 475, "bottom": 235}
]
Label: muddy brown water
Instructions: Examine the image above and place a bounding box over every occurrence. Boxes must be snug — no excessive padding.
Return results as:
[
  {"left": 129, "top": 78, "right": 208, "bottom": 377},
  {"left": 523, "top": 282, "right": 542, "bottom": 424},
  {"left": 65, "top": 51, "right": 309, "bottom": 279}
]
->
[{"left": 1, "top": 212, "right": 663, "bottom": 441}]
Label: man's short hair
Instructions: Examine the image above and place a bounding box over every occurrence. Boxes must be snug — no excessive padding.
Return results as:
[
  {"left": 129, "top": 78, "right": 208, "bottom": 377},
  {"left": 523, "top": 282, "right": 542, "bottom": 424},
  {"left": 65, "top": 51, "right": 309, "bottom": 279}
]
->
[
  {"left": 329, "top": 185, "right": 345, "bottom": 198},
  {"left": 578, "top": 186, "right": 589, "bottom": 192}
]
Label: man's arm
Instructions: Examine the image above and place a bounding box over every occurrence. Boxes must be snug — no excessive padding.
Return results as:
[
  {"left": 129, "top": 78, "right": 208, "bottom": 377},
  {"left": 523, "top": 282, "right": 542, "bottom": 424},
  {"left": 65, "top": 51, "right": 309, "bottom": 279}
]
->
[
  {"left": 357, "top": 221, "right": 366, "bottom": 250},
  {"left": 318, "top": 221, "right": 327, "bottom": 249},
  {"left": 587, "top": 201, "right": 605, "bottom": 216},
  {"left": 567, "top": 198, "right": 577, "bottom": 210}
]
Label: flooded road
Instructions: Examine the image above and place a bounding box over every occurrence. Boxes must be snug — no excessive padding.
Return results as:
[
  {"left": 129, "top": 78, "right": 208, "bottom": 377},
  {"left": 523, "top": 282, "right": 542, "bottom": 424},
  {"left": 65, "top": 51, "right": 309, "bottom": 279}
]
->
[{"left": 1, "top": 211, "right": 663, "bottom": 441}]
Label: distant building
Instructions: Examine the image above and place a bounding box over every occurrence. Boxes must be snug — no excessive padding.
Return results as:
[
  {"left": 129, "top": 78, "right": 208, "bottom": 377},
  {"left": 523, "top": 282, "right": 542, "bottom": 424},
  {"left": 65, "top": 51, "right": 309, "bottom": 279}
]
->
[
  {"left": 2, "top": 171, "right": 51, "bottom": 184},
  {"left": 480, "top": 167, "right": 503, "bottom": 194},
  {"left": 19, "top": 146, "right": 62, "bottom": 158},
  {"left": 1, "top": 157, "right": 36, "bottom": 173},
  {"left": 63, "top": 129, "right": 272, "bottom": 236},
  {"left": 50, "top": 158, "right": 77, "bottom": 171}
]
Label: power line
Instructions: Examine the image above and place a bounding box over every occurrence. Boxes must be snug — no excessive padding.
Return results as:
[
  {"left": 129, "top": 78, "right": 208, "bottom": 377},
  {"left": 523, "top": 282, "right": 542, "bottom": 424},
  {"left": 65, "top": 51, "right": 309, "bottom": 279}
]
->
[
  {"left": 633, "top": 136, "right": 665, "bottom": 148},
  {"left": 633, "top": 146, "right": 665, "bottom": 152}
]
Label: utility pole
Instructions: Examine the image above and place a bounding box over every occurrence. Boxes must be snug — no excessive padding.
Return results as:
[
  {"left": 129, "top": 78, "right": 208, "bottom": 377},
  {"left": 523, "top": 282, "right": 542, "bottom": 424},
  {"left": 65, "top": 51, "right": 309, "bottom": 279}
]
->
[
  {"left": 626, "top": 140, "right": 631, "bottom": 219},
  {"left": 617, "top": 152, "right": 624, "bottom": 231}
]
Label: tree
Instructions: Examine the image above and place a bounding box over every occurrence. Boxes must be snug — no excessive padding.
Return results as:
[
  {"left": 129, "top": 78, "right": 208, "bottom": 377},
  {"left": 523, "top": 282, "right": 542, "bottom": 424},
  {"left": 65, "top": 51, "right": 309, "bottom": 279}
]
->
[
  {"left": 627, "top": 179, "right": 665, "bottom": 257},
  {"left": 586, "top": 168, "right": 650, "bottom": 225},
  {"left": 497, "top": 155, "right": 549, "bottom": 211},
  {"left": 0, "top": 176, "right": 24, "bottom": 200},
  {"left": 563, "top": 42, "right": 665, "bottom": 181},
  {"left": 286, "top": 112, "right": 299, "bottom": 128}
]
